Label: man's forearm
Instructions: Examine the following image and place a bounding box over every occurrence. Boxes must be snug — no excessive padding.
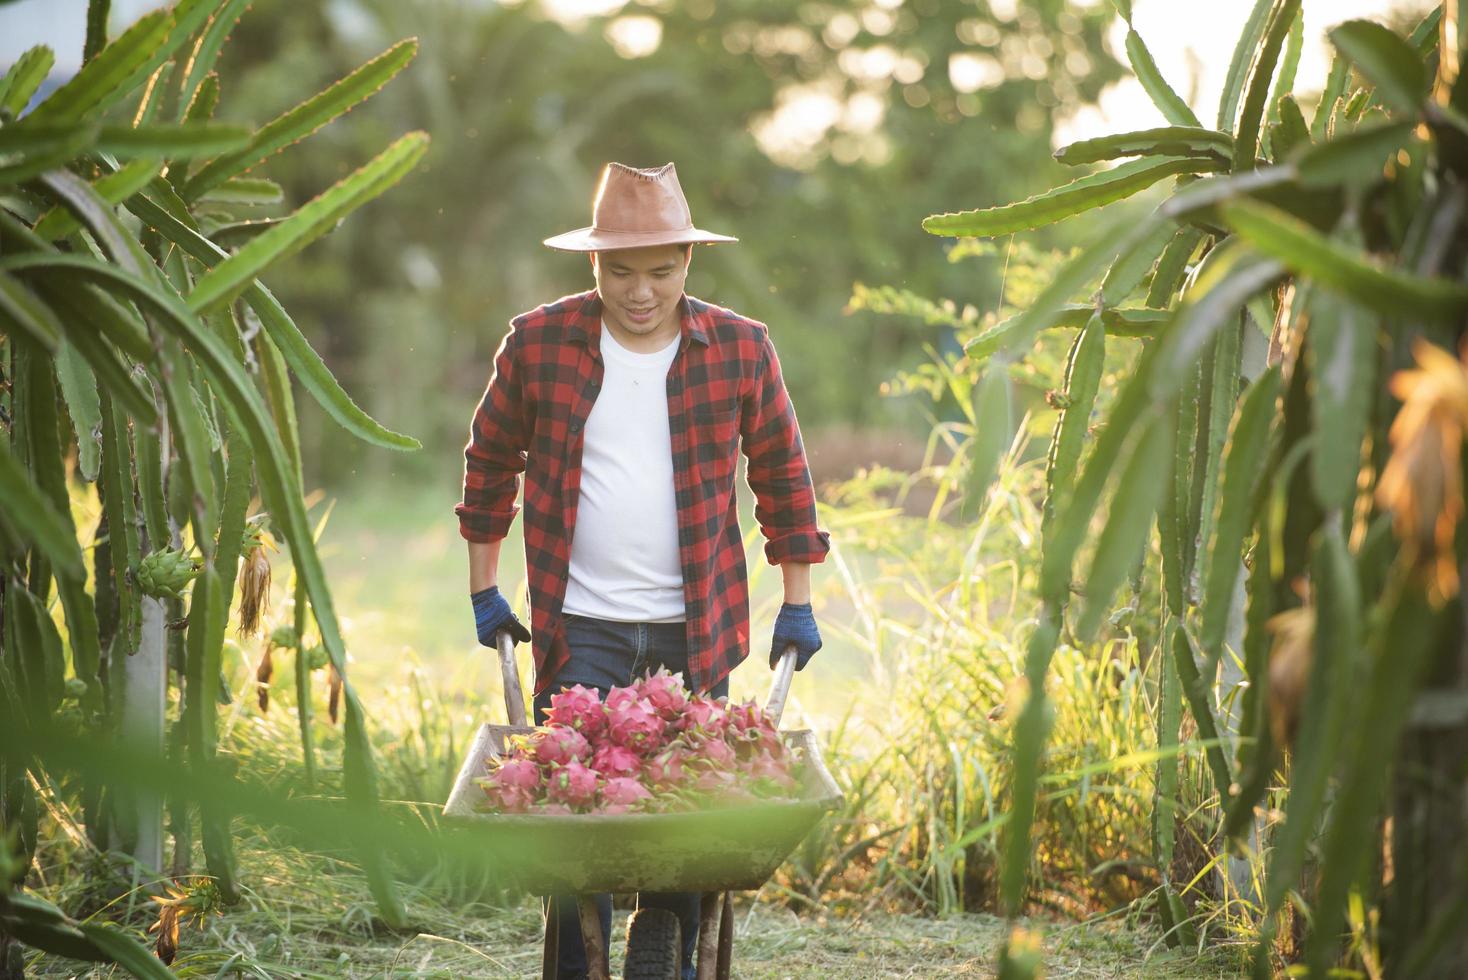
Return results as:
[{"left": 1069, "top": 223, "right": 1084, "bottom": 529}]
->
[
  {"left": 781, "top": 562, "right": 811, "bottom": 604},
  {"left": 468, "top": 539, "right": 504, "bottom": 594}
]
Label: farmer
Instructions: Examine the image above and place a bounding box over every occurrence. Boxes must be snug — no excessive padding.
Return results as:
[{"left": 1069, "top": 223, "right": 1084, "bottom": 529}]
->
[{"left": 455, "top": 161, "right": 830, "bottom": 979}]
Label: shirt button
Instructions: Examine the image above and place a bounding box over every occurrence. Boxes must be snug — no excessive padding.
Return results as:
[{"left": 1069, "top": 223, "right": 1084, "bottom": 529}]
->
[{"left": 570, "top": 420, "right": 583, "bottom": 433}]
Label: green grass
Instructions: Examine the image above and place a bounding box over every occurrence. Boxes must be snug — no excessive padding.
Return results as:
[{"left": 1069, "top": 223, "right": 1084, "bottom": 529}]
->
[{"left": 20, "top": 446, "right": 1246, "bottom": 977}]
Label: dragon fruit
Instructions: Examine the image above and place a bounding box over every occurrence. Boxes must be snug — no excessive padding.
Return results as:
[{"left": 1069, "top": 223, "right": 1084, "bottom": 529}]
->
[
  {"left": 644, "top": 746, "right": 690, "bottom": 790},
  {"left": 532, "top": 727, "right": 591, "bottom": 767},
  {"left": 545, "top": 758, "right": 601, "bottom": 810},
  {"left": 545, "top": 684, "right": 607, "bottom": 738},
  {"left": 589, "top": 742, "right": 643, "bottom": 779},
  {"left": 684, "top": 733, "right": 736, "bottom": 769},
  {"left": 635, "top": 667, "right": 690, "bottom": 719},
  {"left": 677, "top": 695, "right": 730, "bottom": 737},
  {"left": 477, "top": 678, "right": 805, "bottom": 816},
  {"left": 604, "top": 688, "right": 666, "bottom": 752},
  {"left": 479, "top": 756, "right": 542, "bottom": 813},
  {"left": 745, "top": 754, "right": 799, "bottom": 792},
  {"left": 600, "top": 777, "right": 653, "bottom": 814}
]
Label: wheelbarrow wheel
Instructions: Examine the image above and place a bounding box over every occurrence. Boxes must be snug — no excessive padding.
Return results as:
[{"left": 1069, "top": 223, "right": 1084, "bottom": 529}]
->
[{"left": 624, "top": 907, "right": 681, "bottom": 980}]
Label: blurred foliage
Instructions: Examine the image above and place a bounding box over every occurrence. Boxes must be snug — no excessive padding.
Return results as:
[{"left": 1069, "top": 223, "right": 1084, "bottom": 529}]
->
[{"left": 205, "top": 0, "right": 1125, "bottom": 486}]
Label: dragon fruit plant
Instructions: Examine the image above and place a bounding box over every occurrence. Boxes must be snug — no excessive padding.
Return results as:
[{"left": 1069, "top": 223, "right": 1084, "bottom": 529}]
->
[{"left": 476, "top": 667, "right": 804, "bottom": 815}]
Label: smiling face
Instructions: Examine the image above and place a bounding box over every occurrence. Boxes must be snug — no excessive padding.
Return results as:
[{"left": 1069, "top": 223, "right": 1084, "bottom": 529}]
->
[{"left": 591, "top": 244, "right": 692, "bottom": 351}]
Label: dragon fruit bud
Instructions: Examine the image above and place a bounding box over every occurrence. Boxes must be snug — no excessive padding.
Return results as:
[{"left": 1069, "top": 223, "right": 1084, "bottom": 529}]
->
[
  {"left": 546, "top": 684, "right": 607, "bottom": 738},
  {"left": 494, "top": 756, "right": 542, "bottom": 793},
  {"left": 590, "top": 743, "right": 643, "bottom": 778},
  {"left": 535, "top": 802, "right": 575, "bottom": 815},
  {"left": 532, "top": 727, "right": 592, "bottom": 767},
  {"left": 636, "top": 667, "right": 689, "bottom": 719},
  {"left": 605, "top": 691, "right": 666, "bottom": 753},
  {"left": 545, "top": 758, "right": 601, "bottom": 809},
  {"left": 644, "top": 748, "right": 687, "bottom": 790},
  {"left": 601, "top": 776, "right": 653, "bottom": 813}
]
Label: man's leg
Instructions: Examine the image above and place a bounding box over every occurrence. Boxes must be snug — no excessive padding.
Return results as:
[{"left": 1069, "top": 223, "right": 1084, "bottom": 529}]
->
[
  {"left": 637, "top": 622, "right": 729, "bottom": 980},
  {"left": 532, "top": 616, "right": 637, "bottom": 980}
]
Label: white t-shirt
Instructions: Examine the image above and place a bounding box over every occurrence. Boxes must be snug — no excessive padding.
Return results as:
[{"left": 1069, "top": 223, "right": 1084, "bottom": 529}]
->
[{"left": 561, "top": 322, "right": 685, "bottom": 623}]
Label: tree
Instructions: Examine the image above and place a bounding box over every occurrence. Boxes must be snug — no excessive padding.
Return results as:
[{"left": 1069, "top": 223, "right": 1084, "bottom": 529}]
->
[{"left": 1, "top": 0, "right": 425, "bottom": 971}]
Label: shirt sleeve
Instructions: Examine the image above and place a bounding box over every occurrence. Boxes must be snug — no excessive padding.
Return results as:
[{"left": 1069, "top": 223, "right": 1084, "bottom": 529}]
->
[
  {"left": 740, "top": 328, "right": 831, "bottom": 566},
  {"left": 455, "top": 323, "right": 530, "bottom": 542}
]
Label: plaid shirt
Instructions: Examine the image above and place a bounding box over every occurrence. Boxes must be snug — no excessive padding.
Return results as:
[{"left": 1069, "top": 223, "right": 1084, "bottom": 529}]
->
[{"left": 455, "top": 289, "right": 830, "bottom": 695}]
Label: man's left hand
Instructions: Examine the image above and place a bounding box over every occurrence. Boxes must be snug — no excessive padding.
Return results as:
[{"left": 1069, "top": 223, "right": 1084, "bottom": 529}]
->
[{"left": 770, "top": 602, "right": 822, "bottom": 670}]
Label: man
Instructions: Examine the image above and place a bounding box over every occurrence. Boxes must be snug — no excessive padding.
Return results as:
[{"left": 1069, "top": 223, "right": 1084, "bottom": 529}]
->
[{"left": 454, "top": 162, "right": 830, "bottom": 979}]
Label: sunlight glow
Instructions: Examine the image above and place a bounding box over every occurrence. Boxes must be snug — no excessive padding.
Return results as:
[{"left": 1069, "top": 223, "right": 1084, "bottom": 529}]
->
[
  {"left": 604, "top": 14, "right": 662, "bottom": 59},
  {"left": 1053, "top": 0, "right": 1424, "bottom": 149}
]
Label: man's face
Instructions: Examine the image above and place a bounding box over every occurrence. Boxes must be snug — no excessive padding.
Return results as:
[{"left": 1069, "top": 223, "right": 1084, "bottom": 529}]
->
[{"left": 592, "top": 244, "right": 691, "bottom": 340}]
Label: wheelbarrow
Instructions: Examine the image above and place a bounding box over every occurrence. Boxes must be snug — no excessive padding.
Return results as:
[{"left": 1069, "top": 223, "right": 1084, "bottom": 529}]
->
[{"left": 442, "top": 634, "right": 843, "bottom": 980}]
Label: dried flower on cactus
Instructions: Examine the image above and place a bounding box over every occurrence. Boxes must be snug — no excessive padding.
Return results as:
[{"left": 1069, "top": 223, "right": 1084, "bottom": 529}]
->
[
  {"left": 1376, "top": 338, "right": 1468, "bottom": 605},
  {"left": 328, "top": 664, "right": 342, "bottom": 724},
  {"left": 235, "top": 517, "right": 277, "bottom": 639},
  {"left": 255, "top": 646, "right": 273, "bottom": 713},
  {"left": 1265, "top": 604, "right": 1316, "bottom": 749}
]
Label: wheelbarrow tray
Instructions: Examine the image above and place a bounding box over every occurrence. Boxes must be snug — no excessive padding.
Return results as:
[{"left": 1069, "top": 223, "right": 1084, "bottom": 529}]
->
[{"left": 442, "top": 722, "right": 843, "bottom": 895}]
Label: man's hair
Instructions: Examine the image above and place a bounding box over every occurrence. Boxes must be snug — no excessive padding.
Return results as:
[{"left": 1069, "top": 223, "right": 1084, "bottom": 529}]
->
[{"left": 592, "top": 243, "right": 694, "bottom": 263}]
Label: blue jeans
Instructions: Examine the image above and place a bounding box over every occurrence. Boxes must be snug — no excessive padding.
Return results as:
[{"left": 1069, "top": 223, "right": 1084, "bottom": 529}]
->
[{"left": 533, "top": 613, "right": 729, "bottom": 980}]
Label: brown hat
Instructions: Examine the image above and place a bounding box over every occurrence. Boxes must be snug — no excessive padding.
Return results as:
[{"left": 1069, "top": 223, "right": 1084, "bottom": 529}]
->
[{"left": 542, "top": 162, "right": 738, "bottom": 252}]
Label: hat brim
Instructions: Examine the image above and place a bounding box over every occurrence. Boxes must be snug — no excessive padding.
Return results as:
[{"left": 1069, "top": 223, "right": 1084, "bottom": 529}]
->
[{"left": 542, "top": 226, "right": 738, "bottom": 252}]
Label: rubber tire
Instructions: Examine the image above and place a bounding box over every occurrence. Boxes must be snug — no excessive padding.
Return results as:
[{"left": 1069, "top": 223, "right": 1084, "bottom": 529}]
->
[{"left": 623, "top": 906, "right": 681, "bottom": 980}]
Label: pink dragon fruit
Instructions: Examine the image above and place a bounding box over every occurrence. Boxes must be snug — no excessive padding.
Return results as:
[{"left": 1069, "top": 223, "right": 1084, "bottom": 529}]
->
[
  {"left": 693, "top": 769, "right": 737, "bottom": 795},
  {"left": 644, "top": 746, "right": 689, "bottom": 790},
  {"left": 532, "top": 727, "right": 592, "bottom": 767},
  {"left": 745, "top": 754, "right": 799, "bottom": 792},
  {"left": 484, "top": 783, "right": 538, "bottom": 813},
  {"left": 589, "top": 742, "right": 643, "bottom": 779},
  {"left": 684, "top": 734, "right": 736, "bottom": 769},
  {"left": 495, "top": 756, "right": 542, "bottom": 792},
  {"left": 677, "top": 695, "right": 730, "bottom": 737},
  {"left": 605, "top": 688, "right": 666, "bottom": 753},
  {"left": 635, "top": 667, "right": 689, "bottom": 719},
  {"left": 545, "top": 758, "right": 601, "bottom": 810},
  {"left": 545, "top": 684, "right": 607, "bottom": 738},
  {"left": 477, "top": 755, "right": 543, "bottom": 813},
  {"left": 600, "top": 776, "right": 653, "bottom": 814}
]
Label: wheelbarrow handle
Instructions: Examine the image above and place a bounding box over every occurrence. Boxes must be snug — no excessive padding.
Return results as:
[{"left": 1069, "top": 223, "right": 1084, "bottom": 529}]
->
[
  {"left": 498, "top": 629, "right": 528, "bottom": 727},
  {"left": 765, "top": 644, "right": 798, "bottom": 729}
]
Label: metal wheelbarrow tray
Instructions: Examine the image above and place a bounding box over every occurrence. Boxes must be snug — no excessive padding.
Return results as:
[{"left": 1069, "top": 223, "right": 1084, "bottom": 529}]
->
[
  {"left": 443, "top": 724, "right": 842, "bottom": 895},
  {"left": 441, "top": 634, "right": 842, "bottom": 979}
]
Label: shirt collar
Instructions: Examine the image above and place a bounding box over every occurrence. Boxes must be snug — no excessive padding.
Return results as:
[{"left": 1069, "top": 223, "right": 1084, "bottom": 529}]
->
[{"left": 570, "top": 290, "right": 709, "bottom": 353}]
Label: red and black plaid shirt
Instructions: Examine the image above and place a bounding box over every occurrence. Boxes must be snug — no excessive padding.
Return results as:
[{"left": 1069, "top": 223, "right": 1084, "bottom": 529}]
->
[{"left": 455, "top": 289, "right": 830, "bottom": 695}]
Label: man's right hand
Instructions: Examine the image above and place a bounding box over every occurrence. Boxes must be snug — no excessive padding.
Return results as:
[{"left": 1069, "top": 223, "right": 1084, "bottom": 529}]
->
[{"left": 471, "top": 585, "right": 531, "bottom": 646}]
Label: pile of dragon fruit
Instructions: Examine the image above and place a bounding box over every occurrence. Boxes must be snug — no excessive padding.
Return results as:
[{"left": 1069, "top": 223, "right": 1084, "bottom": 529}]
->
[{"left": 475, "top": 668, "right": 804, "bottom": 815}]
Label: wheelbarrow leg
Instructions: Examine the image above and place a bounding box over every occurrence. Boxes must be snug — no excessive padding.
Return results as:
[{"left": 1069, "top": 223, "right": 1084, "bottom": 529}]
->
[
  {"left": 576, "top": 896, "right": 611, "bottom": 980},
  {"left": 541, "top": 896, "right": 559, "bottom": 980},
  {"left": 716, "top": 891, "right": 733, "bottom": 980},
  {"left": 695, "top": 891, "right": 722, "bottom": 980}
]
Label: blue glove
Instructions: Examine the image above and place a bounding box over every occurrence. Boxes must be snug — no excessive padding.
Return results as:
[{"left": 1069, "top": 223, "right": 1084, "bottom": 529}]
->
[
  {"left": 471, "top": 586, "right": 531, "bottom": 647},
  {"left": 770, "top": 602, "right": 821, "bottom": 671}
]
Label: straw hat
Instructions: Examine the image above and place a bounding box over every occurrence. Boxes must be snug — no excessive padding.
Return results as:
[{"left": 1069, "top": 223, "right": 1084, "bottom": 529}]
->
[{"left": 542, "top": 162, "right": 738, "bottom": 252}]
